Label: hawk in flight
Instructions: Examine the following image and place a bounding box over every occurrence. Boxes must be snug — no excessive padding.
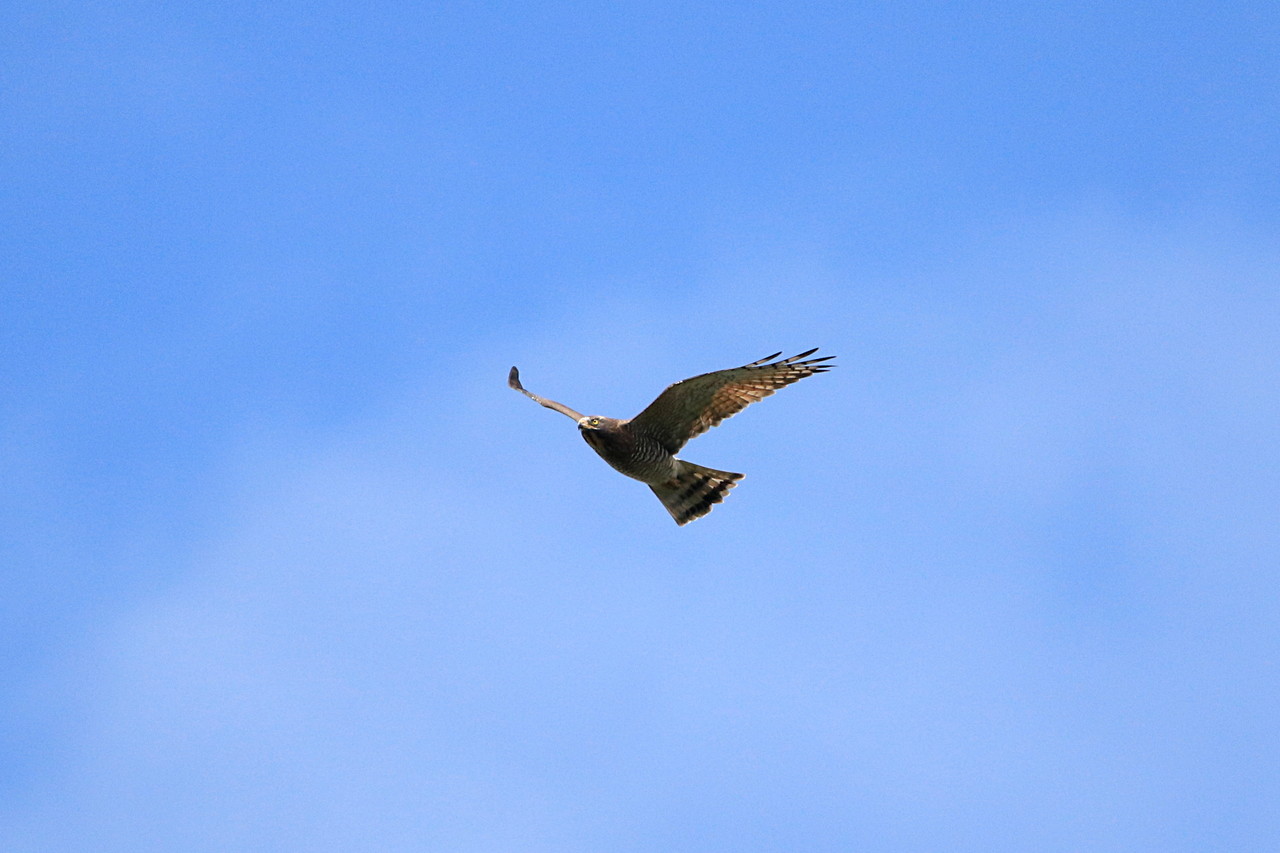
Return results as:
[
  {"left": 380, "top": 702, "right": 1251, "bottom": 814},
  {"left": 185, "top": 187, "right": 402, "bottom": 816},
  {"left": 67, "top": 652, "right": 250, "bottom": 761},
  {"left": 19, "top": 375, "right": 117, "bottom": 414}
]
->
[{"left": 508, "top": 349, "right": 835, "bottom": 525}]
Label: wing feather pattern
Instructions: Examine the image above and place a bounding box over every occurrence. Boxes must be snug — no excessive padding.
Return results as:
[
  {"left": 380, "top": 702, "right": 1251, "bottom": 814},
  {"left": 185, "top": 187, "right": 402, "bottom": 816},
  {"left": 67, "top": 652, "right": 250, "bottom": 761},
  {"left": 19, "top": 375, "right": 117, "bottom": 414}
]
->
[{"left": 628, "top": 349, "right": 835, "bottom": 453}]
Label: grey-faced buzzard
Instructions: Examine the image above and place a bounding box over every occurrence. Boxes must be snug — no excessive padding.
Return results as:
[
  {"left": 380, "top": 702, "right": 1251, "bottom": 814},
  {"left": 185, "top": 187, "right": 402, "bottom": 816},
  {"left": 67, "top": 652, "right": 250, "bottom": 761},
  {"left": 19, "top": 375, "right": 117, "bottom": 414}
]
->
[{"left": 508, "top": 349, "right": 835, "bottom": 525}]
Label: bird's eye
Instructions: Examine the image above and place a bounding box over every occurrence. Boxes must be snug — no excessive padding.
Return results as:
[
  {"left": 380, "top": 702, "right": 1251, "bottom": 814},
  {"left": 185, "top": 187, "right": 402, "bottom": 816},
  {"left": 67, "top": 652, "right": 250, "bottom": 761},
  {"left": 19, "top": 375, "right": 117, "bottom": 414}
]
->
[{"left": 589, "top": 417, "right": 600, "bottom": 426}]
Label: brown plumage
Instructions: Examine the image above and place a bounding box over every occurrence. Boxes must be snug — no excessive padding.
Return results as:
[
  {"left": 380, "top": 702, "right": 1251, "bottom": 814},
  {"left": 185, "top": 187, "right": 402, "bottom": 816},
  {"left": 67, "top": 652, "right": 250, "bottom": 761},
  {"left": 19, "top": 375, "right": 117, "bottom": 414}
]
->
[{"left": 508, "top": 349, "right": 835, "bottom": 525}]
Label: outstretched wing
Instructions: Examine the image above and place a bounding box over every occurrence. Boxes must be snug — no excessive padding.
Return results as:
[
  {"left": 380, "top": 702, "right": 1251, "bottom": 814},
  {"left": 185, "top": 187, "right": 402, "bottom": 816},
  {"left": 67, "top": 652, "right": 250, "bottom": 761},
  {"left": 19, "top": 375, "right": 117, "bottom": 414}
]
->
[
  {"left": 508, "top": 366, "right": 585, "bottom": 421},
  {"left": 628, "top": 349, "right": 835, "bottom": 453}
]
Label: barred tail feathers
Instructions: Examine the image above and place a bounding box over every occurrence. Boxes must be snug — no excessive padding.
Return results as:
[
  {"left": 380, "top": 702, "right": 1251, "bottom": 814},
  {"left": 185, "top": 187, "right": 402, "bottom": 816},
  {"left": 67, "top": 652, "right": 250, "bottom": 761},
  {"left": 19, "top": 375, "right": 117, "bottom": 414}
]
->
[{"left": 649, "top": 462, "right": 744, "bottom": 526}]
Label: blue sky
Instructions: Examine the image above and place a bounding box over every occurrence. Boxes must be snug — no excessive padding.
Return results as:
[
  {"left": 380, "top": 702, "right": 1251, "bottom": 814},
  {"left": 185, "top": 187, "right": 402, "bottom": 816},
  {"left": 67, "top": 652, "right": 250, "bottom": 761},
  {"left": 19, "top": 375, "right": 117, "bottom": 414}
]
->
[{"left": 3, "top": 2, "right": 1279, "bottom": 850}]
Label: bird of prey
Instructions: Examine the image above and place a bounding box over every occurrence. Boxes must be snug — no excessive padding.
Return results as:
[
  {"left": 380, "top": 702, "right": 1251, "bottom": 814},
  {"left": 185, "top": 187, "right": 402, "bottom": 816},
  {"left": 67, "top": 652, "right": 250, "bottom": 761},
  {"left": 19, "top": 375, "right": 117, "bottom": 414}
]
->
[{"left": 508, "top": 349, "right": 835, "bottom": 525}]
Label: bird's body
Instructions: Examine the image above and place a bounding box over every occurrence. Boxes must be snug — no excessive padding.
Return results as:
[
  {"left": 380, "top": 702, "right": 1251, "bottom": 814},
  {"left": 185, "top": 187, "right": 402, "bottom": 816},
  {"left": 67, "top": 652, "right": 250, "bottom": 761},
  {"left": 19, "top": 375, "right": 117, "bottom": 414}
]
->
[
  {"left": 578, "top": 418, "right": 678, "bottom": 483},
  {"left": 509, "top": 349, "right": 834, "bottom": 525}
]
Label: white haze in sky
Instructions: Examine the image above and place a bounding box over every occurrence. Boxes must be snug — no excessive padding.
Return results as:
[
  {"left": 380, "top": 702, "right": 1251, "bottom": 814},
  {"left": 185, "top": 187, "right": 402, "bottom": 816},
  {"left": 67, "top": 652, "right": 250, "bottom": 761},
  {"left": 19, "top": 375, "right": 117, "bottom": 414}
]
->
[{"left": 5, "top": 215, "right": 1277, "bottom": 852}]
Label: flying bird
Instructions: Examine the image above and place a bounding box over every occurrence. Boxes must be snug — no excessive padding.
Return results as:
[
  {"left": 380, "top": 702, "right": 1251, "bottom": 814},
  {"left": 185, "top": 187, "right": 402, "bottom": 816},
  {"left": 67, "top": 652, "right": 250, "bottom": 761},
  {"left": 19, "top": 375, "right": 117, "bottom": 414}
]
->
[{"left": 508, "top": 349, "right": 835, "bottom": 525}]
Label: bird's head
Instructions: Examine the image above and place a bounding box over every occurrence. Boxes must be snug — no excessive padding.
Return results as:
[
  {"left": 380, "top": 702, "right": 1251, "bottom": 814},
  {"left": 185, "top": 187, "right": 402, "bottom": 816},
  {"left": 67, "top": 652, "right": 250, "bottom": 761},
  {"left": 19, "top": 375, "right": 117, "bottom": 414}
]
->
[{"left": 577, "top": 415, "right": 611, "bottom": 451}]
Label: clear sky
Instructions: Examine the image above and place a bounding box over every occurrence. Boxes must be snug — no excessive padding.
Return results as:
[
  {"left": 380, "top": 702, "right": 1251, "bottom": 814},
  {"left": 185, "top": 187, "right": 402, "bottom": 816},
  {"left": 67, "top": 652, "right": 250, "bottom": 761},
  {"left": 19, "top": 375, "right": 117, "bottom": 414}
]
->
[{"left": 3, "top": 2, "right": 1279, "bottom": 850}]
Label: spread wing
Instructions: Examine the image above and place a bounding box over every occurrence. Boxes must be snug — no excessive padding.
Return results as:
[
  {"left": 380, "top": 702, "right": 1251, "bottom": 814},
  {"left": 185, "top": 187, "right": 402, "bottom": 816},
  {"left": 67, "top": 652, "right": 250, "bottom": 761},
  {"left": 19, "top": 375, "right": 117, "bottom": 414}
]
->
[
  {"left": 628, "top": 349, "right": 835, "bottom": 453},
  {"left": 508, "top": 366, "right": 585, "bottom": 421}
]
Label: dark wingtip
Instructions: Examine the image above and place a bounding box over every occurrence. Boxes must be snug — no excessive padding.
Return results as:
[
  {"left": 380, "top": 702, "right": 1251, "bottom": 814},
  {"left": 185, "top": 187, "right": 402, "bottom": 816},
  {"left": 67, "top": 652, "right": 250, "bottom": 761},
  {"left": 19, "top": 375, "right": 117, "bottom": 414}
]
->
[
  {"left": 508, "top": 366, "right": 521, "bottom": 390},
  {"left": 797, "top": 348, "right": 836, "bottom": 365}
]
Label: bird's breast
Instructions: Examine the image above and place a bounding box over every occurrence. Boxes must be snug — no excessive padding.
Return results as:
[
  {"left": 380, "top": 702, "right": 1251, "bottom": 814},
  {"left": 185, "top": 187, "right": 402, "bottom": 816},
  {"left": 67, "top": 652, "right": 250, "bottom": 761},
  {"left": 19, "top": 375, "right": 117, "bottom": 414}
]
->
[{"left": 581, "top": 428, "right": 676, "bottom": 484}]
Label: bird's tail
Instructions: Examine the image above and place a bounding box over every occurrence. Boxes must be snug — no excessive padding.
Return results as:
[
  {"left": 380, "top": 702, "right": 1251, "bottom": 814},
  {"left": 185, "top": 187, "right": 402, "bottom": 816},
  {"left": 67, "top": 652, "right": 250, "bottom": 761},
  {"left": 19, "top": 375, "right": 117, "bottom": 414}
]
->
[{"left": 649, "top": 462, "right": 744, "bottom": 526}]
